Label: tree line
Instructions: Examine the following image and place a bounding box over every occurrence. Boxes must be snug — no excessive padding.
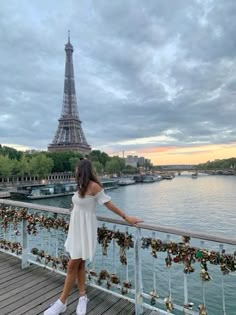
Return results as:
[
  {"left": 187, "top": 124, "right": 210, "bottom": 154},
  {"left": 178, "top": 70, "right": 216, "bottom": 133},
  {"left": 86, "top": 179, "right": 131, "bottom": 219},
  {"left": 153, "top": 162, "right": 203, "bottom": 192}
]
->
[
  {"left": 0, "top": 145, "right": 139, "bottom": 177},
  {"left": 196, "top": 158, "right": 236, "bottom": 170}
]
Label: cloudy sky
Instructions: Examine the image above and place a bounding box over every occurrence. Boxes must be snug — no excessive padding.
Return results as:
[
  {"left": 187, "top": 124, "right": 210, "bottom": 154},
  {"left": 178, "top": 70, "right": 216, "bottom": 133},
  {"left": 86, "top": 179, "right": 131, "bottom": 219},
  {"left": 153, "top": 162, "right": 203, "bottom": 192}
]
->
[{"left": 1, "top": 0, "right": 236, "bottom": 165}]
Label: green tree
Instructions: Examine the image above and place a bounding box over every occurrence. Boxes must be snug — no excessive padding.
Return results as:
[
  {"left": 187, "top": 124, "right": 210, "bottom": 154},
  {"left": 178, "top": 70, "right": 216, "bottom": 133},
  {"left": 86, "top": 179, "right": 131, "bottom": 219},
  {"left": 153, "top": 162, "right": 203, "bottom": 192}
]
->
[
  {"left": 46, "top": 151, "right": 82, "bottom": 172},
  {"left": 144, "top": 159, "right": 153, "bottom": 170},
  {"left": 105, "top": 159, "right": 121, "bottom": 175},
  {"left": 113, "top": 156, "right": 125, "bottom": 171},
  {"left": 69, "top": 157, "right": 81, "bottom": 172},
  {"left": 0, "top": 155, "right": 13, "bottom": 176},
  {"left": 11, "top": 159, "right": 21, "bottom": 175},
  {"left": 0, "top": 145, "right": 22, "bottom": 160},
  {"left": 122, "top": 165, "right": 137, "bottom": 174},
  {"left": 15, "top": 155, "right": 31, "bottom": 176},
  {"left": 100, "top": 152, "right": 111, "bottom": 166},
  {"left": 30, "top": 154, "right": 54, "bottom": 178},
  {"left": 88, "top": 150, "right": 110, "bottom": 167},
  {"left": 196, "top": 157, "right": 236, "bottom": 170},
  {"left": 93, "top": 161, "right": 103, "bottom": 175}
]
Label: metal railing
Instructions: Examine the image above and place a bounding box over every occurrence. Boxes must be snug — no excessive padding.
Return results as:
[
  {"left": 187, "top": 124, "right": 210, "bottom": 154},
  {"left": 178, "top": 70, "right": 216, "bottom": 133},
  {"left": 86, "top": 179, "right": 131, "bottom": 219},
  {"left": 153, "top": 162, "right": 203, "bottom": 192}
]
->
[{"left": 0, "top": 199, "right": 236, "bottom": 315}]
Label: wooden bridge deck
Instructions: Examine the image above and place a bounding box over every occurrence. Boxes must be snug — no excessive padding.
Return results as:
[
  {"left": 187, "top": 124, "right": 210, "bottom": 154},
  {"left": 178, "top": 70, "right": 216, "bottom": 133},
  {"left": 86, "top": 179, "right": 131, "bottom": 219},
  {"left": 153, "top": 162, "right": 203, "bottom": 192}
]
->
[{"left": 0, "top": 252, "right": 159, "bottom": 315}]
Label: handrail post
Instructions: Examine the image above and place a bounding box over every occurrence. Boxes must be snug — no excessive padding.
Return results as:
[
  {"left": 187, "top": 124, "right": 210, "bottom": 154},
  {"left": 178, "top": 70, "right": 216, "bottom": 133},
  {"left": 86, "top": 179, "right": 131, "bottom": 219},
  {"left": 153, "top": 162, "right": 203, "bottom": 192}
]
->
[
  {"left": 21, "top": 218, "right": 29, "bottom": 269},
  {"left": 184, "top": 274, "right": 188, "bottom": 310},
  {"left": 219, "top": 244, "right": 226, "bottom": 315},
  {"left": 134, "top": 227, "right": 143, "bottom": 315}
]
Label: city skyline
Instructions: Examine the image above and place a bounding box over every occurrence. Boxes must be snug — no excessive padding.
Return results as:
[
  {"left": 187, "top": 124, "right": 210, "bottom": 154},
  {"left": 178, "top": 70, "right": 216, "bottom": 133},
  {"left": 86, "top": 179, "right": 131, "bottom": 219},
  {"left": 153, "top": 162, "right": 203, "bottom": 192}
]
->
[{"left": 1, "top": 1, "right": 236, "bottom": 165}]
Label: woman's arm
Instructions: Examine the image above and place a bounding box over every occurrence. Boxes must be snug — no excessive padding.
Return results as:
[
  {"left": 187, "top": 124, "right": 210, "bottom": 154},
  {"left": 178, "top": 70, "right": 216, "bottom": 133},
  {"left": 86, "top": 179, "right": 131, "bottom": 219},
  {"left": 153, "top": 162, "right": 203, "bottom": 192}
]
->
[
  {"left": 69, "top": 202, "right": 74, "bottom": 212},
  {"left": 104, "top": 201, "right": 143, "bottom": 226}
]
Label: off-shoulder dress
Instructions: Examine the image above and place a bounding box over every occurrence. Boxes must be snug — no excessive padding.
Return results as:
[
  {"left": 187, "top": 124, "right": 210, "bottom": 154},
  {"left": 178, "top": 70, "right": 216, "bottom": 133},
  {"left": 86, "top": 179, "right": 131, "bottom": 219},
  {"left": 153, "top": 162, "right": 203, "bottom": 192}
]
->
[{"left": 64, "top": 189, "right": 111, "bottom": 261}]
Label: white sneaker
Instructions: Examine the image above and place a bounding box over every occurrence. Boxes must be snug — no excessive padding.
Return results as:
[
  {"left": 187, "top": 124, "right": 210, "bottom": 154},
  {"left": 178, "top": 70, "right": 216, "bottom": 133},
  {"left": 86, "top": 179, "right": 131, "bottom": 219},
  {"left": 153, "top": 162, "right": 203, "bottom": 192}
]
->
[
  {"left": 76, "top": 296, "right": 89, "bottom": 315},
  {"left": 44, "top": 299, "right": 67, "bottom": 315}
]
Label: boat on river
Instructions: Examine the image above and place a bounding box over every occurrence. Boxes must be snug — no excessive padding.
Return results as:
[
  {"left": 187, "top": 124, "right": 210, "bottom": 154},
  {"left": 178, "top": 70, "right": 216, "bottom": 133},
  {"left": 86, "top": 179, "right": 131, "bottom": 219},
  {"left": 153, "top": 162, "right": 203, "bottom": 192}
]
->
[
  {"left": 133, "top": 175, "right": 161, "bottom": 183},
  {"left": 142, "top": 176, "right": 155, "bottom": 183},
  {"left": 153, "top": 175, "right": 163, "bottom": 181},
  {"left": 16, "top": 182, "right": 77, "bottom": 200},
  {"left": 11, "top": 179, "right": 118, "bottom": 200},
  {"left": 118, "top": 178, "right": 136, "bottom": 186},
  {"left": 161, "top": 174, "right": 173, "bottom": 180},
  {"left": 191, "top": 172, "right": 198, "bottom": 178},
  {"left": 101, "top": 179, "right": 119, "bottom": 190}
]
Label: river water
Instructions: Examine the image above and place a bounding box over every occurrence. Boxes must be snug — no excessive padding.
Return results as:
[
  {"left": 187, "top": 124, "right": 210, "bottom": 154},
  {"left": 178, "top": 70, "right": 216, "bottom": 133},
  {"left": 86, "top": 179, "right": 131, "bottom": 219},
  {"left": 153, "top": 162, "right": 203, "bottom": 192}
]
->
[{"left": 27, "top": 173, "right": 236, "bottom": 314}]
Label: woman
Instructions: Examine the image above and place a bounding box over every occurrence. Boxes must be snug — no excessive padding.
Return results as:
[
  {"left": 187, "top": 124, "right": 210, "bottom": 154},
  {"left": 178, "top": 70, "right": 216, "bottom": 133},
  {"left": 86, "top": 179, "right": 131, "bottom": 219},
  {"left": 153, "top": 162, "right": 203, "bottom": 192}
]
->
[{"left": 44, "top": 159, "right": 143, "bottom": 315}]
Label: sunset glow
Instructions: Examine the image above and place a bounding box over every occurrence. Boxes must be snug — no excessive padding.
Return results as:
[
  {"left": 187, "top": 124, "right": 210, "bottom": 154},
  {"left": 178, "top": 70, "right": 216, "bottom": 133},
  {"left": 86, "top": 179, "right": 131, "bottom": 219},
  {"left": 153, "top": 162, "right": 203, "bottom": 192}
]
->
[{"left": 109, "top": 142, "right": 236, "bottom": 165}]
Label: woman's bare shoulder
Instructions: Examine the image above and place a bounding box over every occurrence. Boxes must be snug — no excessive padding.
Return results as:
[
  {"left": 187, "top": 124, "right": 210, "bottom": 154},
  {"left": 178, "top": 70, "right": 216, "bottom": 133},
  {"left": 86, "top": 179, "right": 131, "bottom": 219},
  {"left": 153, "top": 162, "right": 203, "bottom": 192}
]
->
[{"left": 90, "top": 181, "right": 103, "bottom": 194}]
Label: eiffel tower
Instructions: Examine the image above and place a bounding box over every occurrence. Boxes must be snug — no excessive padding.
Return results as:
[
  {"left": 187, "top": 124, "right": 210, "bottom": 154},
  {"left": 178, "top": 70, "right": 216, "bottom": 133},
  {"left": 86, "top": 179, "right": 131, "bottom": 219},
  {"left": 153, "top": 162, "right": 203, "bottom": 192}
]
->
[{"left": 48, "top": 32, "right": 91, "bottom": 154}]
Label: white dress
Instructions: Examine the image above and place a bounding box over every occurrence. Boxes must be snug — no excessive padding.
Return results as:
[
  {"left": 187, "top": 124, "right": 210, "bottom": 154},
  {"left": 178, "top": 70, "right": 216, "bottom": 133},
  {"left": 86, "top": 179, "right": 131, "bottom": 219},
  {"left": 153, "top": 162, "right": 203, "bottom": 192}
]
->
[{"left": 64, "top": 189, "right": 111, "bottom": 261}]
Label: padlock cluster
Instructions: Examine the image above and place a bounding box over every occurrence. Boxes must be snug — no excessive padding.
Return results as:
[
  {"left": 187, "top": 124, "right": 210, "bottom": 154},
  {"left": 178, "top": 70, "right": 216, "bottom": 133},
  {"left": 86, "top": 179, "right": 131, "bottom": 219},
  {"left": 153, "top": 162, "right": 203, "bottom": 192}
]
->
[
  {"left": 31, "top": 247, "right": 69, "bottom": 271},
  {"left": 97, "top": 225, "right": 134, "bottom": 265},
  {"left": 0, "top": 239, "right": 22, "bottom": 254},
  {"left": 141, "top": 236, "right": 236, "bottom": 279},
  {"left": 87, "top": 268, "right": 132, "bottom": 295},
  {"left": 0, "top": 204, "right": 69, "bottom": 235}
]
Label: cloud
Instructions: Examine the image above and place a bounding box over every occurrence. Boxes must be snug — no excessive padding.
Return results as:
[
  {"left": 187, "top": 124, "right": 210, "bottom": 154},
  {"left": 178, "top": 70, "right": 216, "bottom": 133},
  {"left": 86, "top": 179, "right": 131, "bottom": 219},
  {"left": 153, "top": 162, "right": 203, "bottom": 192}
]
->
[{"left": 0, "top": 0, "right": 236, "bottom": 163}]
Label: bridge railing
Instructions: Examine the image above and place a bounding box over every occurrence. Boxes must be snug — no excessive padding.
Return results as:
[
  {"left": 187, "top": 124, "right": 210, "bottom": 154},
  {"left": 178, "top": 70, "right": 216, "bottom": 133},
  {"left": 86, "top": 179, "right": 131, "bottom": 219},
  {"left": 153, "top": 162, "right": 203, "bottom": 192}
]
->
[{"left": 0, "top": 199, "right": 236, "bottom": 315}]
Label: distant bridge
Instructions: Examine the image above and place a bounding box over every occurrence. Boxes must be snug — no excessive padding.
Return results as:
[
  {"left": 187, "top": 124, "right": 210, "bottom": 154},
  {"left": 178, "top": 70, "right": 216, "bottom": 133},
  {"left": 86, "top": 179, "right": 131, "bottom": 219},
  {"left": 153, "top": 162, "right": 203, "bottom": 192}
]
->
[
  {"left": 157, "top": 166, "right": 236, "bottom": 175},
  {"left": 158, "top": 165, "right": 197, "bottom": 172}
]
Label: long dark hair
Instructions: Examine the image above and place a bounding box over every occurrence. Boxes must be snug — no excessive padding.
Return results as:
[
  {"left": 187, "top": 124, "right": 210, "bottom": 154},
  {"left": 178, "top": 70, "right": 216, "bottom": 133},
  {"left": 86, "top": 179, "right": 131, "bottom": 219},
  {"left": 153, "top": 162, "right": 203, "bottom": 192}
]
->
[{"left": 75, "top": 159, "right": 102, "bottom": 197}]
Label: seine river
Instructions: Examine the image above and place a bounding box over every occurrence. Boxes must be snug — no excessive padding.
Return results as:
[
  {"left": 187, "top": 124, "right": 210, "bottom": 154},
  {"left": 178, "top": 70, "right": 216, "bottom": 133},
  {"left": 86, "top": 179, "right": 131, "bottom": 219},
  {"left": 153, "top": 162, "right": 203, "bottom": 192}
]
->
[{"left": 28, "top": 173, "right": 236, "bottom": 315}]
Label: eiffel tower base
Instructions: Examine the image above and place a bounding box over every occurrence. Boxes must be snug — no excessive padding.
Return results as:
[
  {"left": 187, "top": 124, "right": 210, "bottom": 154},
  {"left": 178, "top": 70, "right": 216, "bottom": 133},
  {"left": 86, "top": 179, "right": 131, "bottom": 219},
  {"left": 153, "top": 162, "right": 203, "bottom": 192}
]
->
[{"left": 48, "top": 143, "right": 91, "bottom": 155}]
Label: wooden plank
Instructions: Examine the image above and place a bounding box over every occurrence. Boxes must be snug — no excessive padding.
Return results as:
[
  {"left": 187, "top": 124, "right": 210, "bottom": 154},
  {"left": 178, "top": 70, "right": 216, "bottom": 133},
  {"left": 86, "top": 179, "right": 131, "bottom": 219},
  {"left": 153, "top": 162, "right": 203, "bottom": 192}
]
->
[
  {"left": 0, "top": 252, "right": 37, "bottom": 283},
  {"left": 10, "top": 283, "right": 67, "bottom": 315},
  {"left": 102, "top": 298, "right": 133, "bottom": 315},
  {"left": 0, "top": 252, "right": 153, "bottom": 315},
  {"left": 0, "top": 262, "right": 20, "bottom": 273},
  {"left": 86, "top": 291, "right": 120, "bottom": 315},
  {"left": 0, "top": 258, "right": 19, "bottom": 267},
  {"left": 0, "top": 272, "right": 62, "bottom": 310},
  {"left": 0, "top": 263, "right": 20, "bottom": 274},
  {"left": 86, "top": 290, "right": 109, "bottom": 315},
  {"left": 0, "top": 266, "right": 42, "bottom": 292},
  {"left": 0, "top": 270, "right": 62, "bottom": 303},
  {"left": 117, "top": 301, "right": 135, "bottom": 315},
  {"left": 0, "top": 265, "right": 38, "bottom": 285},
  {"left": 0, "top": 255, "right": 20, "bottom": 268},
  {"left": 1, "top": 277, "right": 64, "bottom": 315},
  {"left": 0, "top": 252, "right": 18, "bottom": 263}
]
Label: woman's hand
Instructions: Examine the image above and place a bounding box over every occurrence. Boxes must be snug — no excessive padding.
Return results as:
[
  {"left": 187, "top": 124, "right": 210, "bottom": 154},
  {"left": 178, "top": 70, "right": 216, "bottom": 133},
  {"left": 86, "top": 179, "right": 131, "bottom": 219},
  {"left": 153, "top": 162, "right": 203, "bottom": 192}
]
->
[
  {"left": 104, "top": 201, "right": 143, "bottom": 227},
  {"left": 124, "top": 215, "right": 144, "bottom": 227}
]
